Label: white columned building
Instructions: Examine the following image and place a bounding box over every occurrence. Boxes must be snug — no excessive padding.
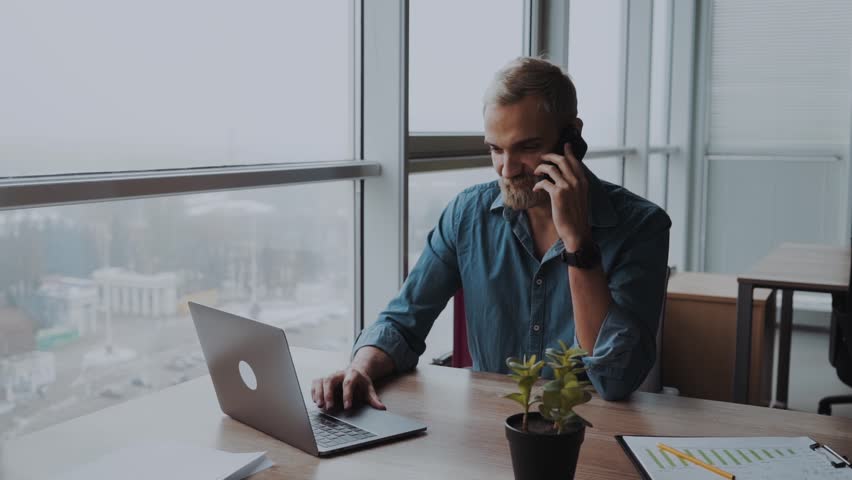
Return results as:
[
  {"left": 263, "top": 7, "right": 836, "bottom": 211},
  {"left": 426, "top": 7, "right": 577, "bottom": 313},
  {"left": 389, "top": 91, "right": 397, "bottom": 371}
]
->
[{"left": 93, "top": 268, "right": 179, "bottom": 318}]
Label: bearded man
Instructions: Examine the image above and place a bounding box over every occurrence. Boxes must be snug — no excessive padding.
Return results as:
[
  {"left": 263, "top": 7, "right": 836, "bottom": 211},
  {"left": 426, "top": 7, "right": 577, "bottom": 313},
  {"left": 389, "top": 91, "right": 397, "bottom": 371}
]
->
[{"left": 312, "top": 57, "right": 671, "bottom": 407}]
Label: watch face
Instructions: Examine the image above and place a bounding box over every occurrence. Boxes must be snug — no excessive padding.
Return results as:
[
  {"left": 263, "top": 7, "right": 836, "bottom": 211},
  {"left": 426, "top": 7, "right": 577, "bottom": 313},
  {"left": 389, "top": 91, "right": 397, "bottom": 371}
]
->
[{"left": 577, "top": 250, "right": 594, "bottom": 268}]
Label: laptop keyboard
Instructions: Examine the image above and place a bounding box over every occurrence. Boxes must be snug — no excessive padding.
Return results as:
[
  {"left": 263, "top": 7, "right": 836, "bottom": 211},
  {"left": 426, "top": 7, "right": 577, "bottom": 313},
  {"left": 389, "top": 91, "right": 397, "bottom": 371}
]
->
[{"left": 309, "top": 412, "right": 377, "bottom": 448}]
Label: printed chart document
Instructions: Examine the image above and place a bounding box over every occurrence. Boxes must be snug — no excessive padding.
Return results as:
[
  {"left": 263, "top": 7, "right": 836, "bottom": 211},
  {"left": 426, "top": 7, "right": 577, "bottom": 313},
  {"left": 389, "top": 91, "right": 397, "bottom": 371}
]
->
[
  {"left": 618, "top": 436, "right": 852, "bottom": 480},
  {"left": 52, "top": 441, "right": 274, "bottom": 480}
]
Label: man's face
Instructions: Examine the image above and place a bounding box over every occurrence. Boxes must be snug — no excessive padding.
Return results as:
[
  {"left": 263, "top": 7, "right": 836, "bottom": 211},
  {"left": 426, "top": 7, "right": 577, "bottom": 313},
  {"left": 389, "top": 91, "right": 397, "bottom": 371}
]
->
[{"left": 484, "top": 95, "right": 560, "bottom": 210}]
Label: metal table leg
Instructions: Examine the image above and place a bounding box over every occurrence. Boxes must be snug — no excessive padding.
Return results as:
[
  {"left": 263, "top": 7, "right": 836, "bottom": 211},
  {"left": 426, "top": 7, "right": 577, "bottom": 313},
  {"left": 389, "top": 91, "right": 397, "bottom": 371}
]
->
[
  {"left": 773, "top": 289, "right": 794, "bottom": 409},
  {"left": 734, "top": 281, "right": 754, "bottom": 404}
]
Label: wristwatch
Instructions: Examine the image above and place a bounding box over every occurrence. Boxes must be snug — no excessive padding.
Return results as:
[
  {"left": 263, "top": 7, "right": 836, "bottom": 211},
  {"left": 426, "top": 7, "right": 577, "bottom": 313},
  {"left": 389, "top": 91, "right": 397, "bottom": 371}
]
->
[{"left": 560, "top": 240, "right": 601, "bottom": 269}]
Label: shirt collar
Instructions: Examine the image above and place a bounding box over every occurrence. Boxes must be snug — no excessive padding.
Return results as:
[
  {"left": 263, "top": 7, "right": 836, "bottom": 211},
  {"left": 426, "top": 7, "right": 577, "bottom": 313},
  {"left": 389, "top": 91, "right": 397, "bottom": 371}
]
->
[{"left": 489, "top": 164, "right": 619, "bottom": 228}]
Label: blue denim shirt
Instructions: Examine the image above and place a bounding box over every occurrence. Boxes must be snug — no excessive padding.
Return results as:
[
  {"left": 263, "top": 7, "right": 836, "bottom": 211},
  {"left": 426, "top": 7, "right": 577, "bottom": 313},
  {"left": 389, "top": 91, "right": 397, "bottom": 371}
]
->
[{"left": 353, "top": 167, "right": 671, "bottom": 401}]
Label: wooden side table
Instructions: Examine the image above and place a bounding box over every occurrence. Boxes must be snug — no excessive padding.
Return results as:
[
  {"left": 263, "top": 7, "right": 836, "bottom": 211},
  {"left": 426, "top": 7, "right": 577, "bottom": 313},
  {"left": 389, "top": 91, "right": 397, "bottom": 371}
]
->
[{"left": 663, "top": 272, "right": 775, "bottom": 405}]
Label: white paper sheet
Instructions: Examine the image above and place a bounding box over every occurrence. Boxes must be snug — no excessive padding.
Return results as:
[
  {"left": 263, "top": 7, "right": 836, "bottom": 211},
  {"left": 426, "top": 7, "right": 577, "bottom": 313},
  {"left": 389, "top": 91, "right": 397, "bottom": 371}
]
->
[
  {"left": 620, "top": 436, "right": 852, "bottom": 480},
  {"left": 52, "top": 441, "right": 273, "bottom": 480}
]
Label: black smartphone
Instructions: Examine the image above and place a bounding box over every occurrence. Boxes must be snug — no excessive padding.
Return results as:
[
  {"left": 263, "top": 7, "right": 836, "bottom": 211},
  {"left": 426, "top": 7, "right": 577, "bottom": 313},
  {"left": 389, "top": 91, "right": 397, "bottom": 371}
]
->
[{"left": 539, "top": 127, "right": 588, "bottom": 182}]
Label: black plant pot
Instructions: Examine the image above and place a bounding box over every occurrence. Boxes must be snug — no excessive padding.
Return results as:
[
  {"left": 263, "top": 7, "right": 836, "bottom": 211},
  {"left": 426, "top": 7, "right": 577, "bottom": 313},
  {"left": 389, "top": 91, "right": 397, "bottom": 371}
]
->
[{"left": 504, "top": 412, "right": 585, "bottom": 480}]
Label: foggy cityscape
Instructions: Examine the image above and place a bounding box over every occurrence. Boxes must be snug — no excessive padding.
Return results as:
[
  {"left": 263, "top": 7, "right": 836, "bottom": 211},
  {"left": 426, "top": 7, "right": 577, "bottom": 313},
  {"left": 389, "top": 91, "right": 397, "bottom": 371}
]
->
[
  {"left": 0, "top": 163, "right": 506, "bottom": 439},
  {"left": 0, "top": 183, "right": 355, "bottom": 438}
]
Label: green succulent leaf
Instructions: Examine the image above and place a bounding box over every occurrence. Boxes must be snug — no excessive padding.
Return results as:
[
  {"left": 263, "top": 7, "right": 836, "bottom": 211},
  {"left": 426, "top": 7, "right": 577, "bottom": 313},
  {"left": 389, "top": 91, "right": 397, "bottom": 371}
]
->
[
  {"left": 518, "top": 375, "right": 536, "bottom": 391},
  {"left": 558, "top": 370, "right": 576, "bottom": 384},
  {"left": 530, "top": 360, "right": 545, "bottom": 377},
  {"left": 542, "top": 379, "right": 561, "bottom": 392},
  {"left": 504, "top": 392, "right": 527, "bottom": 407}
]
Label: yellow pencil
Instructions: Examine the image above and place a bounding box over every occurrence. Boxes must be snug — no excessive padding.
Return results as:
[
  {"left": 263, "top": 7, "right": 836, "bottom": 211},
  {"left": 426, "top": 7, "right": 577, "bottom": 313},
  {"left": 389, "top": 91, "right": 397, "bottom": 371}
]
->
[{"left": 657, "top": 443, "right": 736, "bottom": 480}]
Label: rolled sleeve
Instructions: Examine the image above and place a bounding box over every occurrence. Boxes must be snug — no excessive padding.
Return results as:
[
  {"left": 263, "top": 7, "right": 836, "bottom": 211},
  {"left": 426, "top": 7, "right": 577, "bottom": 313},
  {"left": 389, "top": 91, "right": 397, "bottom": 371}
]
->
[
  {"left": 352, "top": 194, "right": 464, "bottom": 372},
  {"left": 352, "top": 321, "right": 422, "bottom": 373},
  {"left": 580, "top": 208, "right": 671, "bottom": 401}
]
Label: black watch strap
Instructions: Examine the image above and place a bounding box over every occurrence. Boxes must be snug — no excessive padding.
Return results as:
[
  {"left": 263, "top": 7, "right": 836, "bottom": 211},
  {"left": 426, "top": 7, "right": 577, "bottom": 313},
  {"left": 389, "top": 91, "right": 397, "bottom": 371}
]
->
[{"left": 561, "top": 241, "right": 601, "bottom": 269}]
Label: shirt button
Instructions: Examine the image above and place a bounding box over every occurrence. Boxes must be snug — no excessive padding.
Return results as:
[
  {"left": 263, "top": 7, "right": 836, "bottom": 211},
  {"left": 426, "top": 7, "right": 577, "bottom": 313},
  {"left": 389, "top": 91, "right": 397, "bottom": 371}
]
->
[
  {"left": 535, "top": 277, "right": 543, "bottom": 286},
  {"left": 532, "top": 324, "right": 541, "bottom": 333}
]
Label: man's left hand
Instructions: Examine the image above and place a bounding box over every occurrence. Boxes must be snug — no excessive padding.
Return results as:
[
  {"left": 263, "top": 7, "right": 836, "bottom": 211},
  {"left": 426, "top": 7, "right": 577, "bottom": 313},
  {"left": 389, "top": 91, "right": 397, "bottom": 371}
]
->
[{"left": 532, "top": 143, "right": 592, "bottom": 252}]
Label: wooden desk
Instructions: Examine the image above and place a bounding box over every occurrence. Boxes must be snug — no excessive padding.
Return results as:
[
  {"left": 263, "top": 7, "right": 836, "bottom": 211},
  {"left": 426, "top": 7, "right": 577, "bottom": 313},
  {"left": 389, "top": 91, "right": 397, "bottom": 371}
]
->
[
  {"left": 735, "top": 243, "right": 850, "bottom": 405},
  {"left": 4, "top": 348, "right": 852, "bottom": 480}
]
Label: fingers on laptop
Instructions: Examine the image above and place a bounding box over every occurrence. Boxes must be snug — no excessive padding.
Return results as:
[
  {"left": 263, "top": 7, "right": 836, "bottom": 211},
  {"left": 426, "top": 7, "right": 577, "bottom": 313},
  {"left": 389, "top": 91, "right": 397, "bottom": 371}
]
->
[
  {"left": 342, "top": 371, "right": 355, "bottom": 409},
  {"left": 311, "top": 378, "right": 323, "bottom": 407},
  {"left": 342, "top": 370, "right": 386, "bottom": 410},
  {"left": 326, "top": 371, "right": 343, "bottom": 409},
  {"left": 312, "top": 369, "right": 387, "bottom": 411},
  {"left": 366, "top": 382, "right": 386, "bottom": 410},
  {"left": 312, "top": 370, "right": 342, "bottom": 409}
]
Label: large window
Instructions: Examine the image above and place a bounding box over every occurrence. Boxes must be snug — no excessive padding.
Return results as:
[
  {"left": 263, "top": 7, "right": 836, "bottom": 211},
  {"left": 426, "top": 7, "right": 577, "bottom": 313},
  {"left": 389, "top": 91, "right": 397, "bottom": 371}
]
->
[
  {"left": 0, "top": 183, "right": 354, "bottom": 438},
  {"left": 0, "top": 0, "right": 362, "bottom": 439},
  {"left": 409, "top": 0, "right": 525, "bottom": 133},
  {"left": 0, "top": 0, "right": 356, "bottom": 176}
]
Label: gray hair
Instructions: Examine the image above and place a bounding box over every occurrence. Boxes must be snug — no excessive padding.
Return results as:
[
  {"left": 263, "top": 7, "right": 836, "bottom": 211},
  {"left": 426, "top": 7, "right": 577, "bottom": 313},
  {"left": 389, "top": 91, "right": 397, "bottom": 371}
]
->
[{"left": 482, "top": 56, "right": 578, "bottom": 122}]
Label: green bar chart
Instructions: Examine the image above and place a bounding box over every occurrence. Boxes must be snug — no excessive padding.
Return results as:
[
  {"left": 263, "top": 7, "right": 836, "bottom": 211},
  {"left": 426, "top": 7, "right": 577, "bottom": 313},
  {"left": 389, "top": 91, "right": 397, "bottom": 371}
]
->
[{"left": 643, "top": 445, "right": 802, "bottom": 472}]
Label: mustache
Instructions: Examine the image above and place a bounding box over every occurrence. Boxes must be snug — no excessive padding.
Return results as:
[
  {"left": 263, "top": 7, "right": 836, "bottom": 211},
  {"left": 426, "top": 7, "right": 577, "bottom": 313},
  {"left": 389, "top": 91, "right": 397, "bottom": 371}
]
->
[{"left": 502, "top": 173, "right": 538, "bottom": 187}]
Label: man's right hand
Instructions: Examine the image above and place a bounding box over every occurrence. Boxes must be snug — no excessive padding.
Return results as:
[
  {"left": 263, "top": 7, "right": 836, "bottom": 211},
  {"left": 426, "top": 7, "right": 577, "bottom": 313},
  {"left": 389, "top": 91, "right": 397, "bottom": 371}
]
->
[{"left": 310, "top": 346, "right": 394, "bottom": 411}]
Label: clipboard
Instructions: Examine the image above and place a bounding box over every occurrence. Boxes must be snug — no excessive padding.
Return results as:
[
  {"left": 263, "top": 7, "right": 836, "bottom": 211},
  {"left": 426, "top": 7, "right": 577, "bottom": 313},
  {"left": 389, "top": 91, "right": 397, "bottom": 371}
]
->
[{"left": 615, "top": 435, "right": 852, "bottom": 480}]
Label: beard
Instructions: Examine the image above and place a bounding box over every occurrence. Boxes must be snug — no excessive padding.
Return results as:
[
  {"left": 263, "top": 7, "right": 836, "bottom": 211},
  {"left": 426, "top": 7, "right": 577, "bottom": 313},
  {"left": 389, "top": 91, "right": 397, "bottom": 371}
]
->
[{"left": 499, "top": 174, "right": 550, "bottom": 210}]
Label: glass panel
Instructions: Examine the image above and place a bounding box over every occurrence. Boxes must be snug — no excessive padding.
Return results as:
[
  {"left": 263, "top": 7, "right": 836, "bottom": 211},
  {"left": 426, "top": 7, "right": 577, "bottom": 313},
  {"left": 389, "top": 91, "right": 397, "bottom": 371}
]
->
[
  {"left": 648, "top": 154, "right": 667, "bottom": 209},
  {"left": 650, "top": 0, "right": 672, "bottom": 145},
  {"left": 568, "top": 0, "right": 626, "bottom": 185},
  {"left": 648, "top": 0, "right": 672, "bottom": 210},
  {"left": 568, "top": 0, "right": 626, "bottom": 149},
  {"left": 0, "top": 182, "right": 355, "bottom": 437},
  {"left": 0, "top": 1, "right": 356, "bottom": 177},
  {"left": 407, "top": 167, "right": 497, "bottom": 362},
  {"left": 586, "top": 157, "right": 622, "bottom": 186},
  {"left": 409, "top": 0, "right": 525, "bottom": 133}
]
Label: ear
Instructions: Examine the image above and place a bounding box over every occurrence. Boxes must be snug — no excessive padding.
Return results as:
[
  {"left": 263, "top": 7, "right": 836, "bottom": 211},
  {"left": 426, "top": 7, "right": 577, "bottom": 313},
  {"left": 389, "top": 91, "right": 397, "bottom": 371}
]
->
[{"left": 574, "top": 117, "right": 584, "bottom": 134}]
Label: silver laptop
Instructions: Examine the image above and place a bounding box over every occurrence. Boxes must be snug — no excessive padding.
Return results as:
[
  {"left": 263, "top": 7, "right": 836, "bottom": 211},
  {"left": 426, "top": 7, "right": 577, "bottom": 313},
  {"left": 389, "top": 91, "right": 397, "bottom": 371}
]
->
[{"left": 188, "top": 302, "right": 426, "bottom": 457}]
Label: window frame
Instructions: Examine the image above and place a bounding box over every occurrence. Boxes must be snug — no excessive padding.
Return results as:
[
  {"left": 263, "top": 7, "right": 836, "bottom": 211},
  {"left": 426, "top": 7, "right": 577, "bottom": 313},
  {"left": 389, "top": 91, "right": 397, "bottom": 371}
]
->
[{"left": 0, "top": 162, "right": 380, "bottom": 210}]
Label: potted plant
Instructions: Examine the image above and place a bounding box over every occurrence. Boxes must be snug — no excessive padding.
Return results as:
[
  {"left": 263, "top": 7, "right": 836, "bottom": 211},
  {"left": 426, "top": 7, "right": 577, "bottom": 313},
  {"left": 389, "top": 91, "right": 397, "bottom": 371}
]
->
[{"left": 503, "top": 341, "right": 594, "bottom": 480}]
